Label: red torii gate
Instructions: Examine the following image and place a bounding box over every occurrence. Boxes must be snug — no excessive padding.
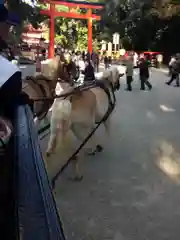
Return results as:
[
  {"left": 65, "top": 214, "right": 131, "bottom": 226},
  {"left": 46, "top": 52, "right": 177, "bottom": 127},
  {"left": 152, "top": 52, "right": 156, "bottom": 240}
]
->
[{"left": 40, "top": 0, "right": 104, "bottom": 58}]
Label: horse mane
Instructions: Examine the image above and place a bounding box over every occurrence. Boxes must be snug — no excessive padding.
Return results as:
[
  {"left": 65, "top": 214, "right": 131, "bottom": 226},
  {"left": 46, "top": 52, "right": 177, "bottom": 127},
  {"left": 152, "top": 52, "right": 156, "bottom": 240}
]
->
[
  {"left": 24, "top": 55, "right": 71, "bottom": 87},
  {"left": 37, "top": 55, "right": 69, "bottom": 83}
]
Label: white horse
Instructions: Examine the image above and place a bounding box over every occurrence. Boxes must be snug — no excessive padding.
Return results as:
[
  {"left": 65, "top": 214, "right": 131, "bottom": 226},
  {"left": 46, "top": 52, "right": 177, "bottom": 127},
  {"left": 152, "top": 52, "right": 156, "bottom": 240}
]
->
[
  {"left": 23, "top": 56, "right": 123, "bottom": 180},
  {"left": 46, "top": 63, "right": 123, "bottom": 180}
]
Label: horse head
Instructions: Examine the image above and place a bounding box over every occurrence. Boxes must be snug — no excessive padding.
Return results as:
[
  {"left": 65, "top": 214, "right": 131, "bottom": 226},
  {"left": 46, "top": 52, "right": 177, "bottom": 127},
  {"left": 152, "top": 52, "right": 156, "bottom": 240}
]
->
[
  {"left": 102, "top": 67, "right": 124, "bottom": 91},
  {"left": 23, "top": 55, "right": 75, "bottom": 120},
  {"left": 23, "top": 56, "right": 65, "bottom": 119}
]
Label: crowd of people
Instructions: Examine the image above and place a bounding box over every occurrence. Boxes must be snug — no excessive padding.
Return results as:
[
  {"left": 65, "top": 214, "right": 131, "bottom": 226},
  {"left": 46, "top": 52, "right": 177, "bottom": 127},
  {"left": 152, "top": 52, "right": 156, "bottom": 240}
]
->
[
  {"left": 53, "top": 49, "right": 180, "bottom": 91},
  {"left": 54, "top": 49, "right": 100, "bottom": 82},
  {"left": 125, "top": 55, "right": 152, "bottom": 91},
  {"left": 124, "top": 53, "right": 180, "bottom": 92}
]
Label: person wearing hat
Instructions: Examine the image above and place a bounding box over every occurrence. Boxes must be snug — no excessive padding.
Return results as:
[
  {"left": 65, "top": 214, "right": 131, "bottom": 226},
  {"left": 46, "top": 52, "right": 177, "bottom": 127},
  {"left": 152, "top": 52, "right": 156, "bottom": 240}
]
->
[
  {"left": 139, "top": 57, "right": 152, "bottom": 91},
  {"left": 0, "top": 4, "right": 32, "bottom": 118}
]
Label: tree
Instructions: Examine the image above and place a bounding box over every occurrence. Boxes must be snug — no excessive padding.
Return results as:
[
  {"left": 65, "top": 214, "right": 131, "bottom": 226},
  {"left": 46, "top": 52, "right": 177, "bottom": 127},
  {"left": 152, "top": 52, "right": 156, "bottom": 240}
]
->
[
  {"left": 5, "top": 0, "right": 44, "bottom": 27},
  {"left": 4, "top": 0, "right": 44, "bottom": 43},
  {"left": 100, "top": 0, "right": 180, "bottom": 59}
]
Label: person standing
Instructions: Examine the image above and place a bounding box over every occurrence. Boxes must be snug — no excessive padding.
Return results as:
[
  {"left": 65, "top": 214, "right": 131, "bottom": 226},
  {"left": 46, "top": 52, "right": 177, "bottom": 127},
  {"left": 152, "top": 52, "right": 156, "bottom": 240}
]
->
[
  {"left": 156, "top": 53, "right": 163, "bottom": 68},
  {"left": 125, "top": 55, "right": 134, "bottom": 91},
  {"left": 79, "top": 56, "right": 85, "bottom": 73},
  {"left": 104, "top": 55, "right": 108, "bottom": 69},
  {"left": 139, "top": 57, "right": 152, "bottom": 90},
  {"left": 133, "top": 52, "right": 138, "bottom": 67},
  {"left": 86, "top": 51, "right": 91, "bottom": 62},
  {"left": 82, "top": 51, "right": 85, "bottom": 61},
  {"left": 83, "top": 60, "right": 95, "bottom": 82},
  {"left": 108, "top": 56, "right": 112, "bottom": 66},
  {"left": 91, "top": 51, "right": 96, "bottom": 68},
  {"left": 96, "top": 53, "right": 99, "bottom": 72},
  {"left": 168, "top": 55, "right": 176, "bottom": 76},
  {"left": 165, "top": 55, "right": 180, "bottom": 87}
]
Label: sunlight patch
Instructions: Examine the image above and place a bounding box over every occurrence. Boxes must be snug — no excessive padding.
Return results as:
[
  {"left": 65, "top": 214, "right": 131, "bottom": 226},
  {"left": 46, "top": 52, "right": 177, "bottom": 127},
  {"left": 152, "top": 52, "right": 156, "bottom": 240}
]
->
[
  {"left": 146, "top": 111, "right": 156, "bottom": 122},
  {"left": 160, "top": 104, "right": 175, "bottom": 112},
  {"left": 158, "top": 156, "right": 180, "bottom": 176},
  {"left": 156, "top": 140, "right": 180, "bottom": 183}
]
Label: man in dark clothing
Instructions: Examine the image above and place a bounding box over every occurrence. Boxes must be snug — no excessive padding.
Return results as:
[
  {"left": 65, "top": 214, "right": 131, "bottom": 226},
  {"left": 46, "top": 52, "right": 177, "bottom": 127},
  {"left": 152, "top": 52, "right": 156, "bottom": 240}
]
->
[
  {"left": 104, "top": 55, "right": 108, "bottom": 69},
  {"left": 91, "top": 51, "right": 96, "bottom": 66},
  {"left": 96, "top": 53, "right": 99, "bottom": 72},
  {"left": 86, "top": 51, "right": 91, "bottom": 62},
  {"left": 83, "top": 60, "right": 95, "bottom": 82},
  {"left": 139, "top": 58, "right": 152, "bottom": 90},
  {"left": 108, "top": 56, "right": 112, "bottom": 66},
  {"left": 41, "top": 48, "right": 46, "bottom": 59},
  {"left": 82, "top": 51, "right": 85, "bottom": 61}
]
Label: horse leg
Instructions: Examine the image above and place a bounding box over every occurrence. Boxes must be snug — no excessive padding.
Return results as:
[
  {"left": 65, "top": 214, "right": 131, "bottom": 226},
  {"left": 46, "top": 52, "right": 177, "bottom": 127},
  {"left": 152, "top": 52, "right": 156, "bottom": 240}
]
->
[
  {"left": 46, "top": 133, "right": 57, "bottom": 157},
  {"left": 46, "top": 117, "right": 70, "bottom": 156},
  {"left": 71, "top": 155, "right": 83, "bottom": 181},
  {"left": 69, "top": 122, "right": 98, "bottom": 181},
  {"left": 90, "top": 117, "right": 111, "bottom": 153},
  {"left": 71, "top": 123, "right": 98, "bottom": 155}
]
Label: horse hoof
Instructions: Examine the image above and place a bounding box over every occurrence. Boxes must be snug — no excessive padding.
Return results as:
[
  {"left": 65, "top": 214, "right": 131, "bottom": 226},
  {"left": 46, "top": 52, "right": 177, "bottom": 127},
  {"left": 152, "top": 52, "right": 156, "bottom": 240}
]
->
[
  {"left": 69, "top": 175, "right": 83, "bottom": 182},
  {"left": 96, "top": 145, "right": 103, "bottom": 152},
  {"left": 87, "top": 150, "right": 96, "bottom": 156}
]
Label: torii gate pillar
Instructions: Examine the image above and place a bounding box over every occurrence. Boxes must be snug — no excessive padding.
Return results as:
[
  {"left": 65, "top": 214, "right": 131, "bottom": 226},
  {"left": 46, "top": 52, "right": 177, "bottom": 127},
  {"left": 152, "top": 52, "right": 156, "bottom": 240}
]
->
[
  {"left": 87, "top": 9, "right": 93, "bottom": 55},
  {"left": 49, "top": 3, "right": 55, "bottom": 58}
]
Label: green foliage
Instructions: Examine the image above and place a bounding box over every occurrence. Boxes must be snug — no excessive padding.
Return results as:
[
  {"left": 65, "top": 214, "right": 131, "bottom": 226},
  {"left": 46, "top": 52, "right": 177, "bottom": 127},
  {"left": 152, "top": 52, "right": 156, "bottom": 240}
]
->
[
  {"left": 100, "top": 0, "right": 180, "bottom": 60},
  {"left": 6, "top": 0, "right": 180, "bottom": 57},
  {"left": 6, "top": 0, "right": 105, "bottom": 50},
  {"left": 54, "top": 16, "right": 70, "bottom": 47},
  {"left": 76, "top": 24, "right": 88, "bottom": 50},
  {"left": 5, "top": 0, "right": 44, "bottom": 43},
  {"left": 52, "top": 2, "right": 104, "bottom": 50},
  {"left": 6, "top": 0, "right": 44, "bottom": 26}
]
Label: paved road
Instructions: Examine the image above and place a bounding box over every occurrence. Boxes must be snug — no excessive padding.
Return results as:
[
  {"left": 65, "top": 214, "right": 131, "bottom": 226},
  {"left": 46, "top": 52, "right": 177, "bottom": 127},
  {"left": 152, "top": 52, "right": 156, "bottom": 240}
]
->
[{"left": 41, "top": 68, "right": 180, "bottom": 240}]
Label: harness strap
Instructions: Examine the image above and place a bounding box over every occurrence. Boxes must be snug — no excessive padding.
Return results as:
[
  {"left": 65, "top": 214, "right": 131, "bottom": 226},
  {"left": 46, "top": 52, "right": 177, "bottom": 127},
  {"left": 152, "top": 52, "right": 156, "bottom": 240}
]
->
[
  {"left": 96, "top": 80, "right": 114, "bottom": 122},
  {"left": 26, "top": 76, "right": 53, "bottom": 94},
  {"left": 51, "top": 80, "right": 116, "bottom": 189},
  {"left": 25, "top": 77, "right": 54, "bottom": 119}
]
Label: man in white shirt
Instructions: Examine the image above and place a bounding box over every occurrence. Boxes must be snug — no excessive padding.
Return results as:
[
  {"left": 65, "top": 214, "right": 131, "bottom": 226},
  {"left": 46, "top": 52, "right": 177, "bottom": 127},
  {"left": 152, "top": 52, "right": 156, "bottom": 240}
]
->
[
  {"left": 125, "top": 55, "right": 134, "bottom": 91},
  {"left": 133, "top": 52, "right": 138, "bottom": 67},
  {"left": 157, "top": 53, "right": 163, "bottom": 68}
]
